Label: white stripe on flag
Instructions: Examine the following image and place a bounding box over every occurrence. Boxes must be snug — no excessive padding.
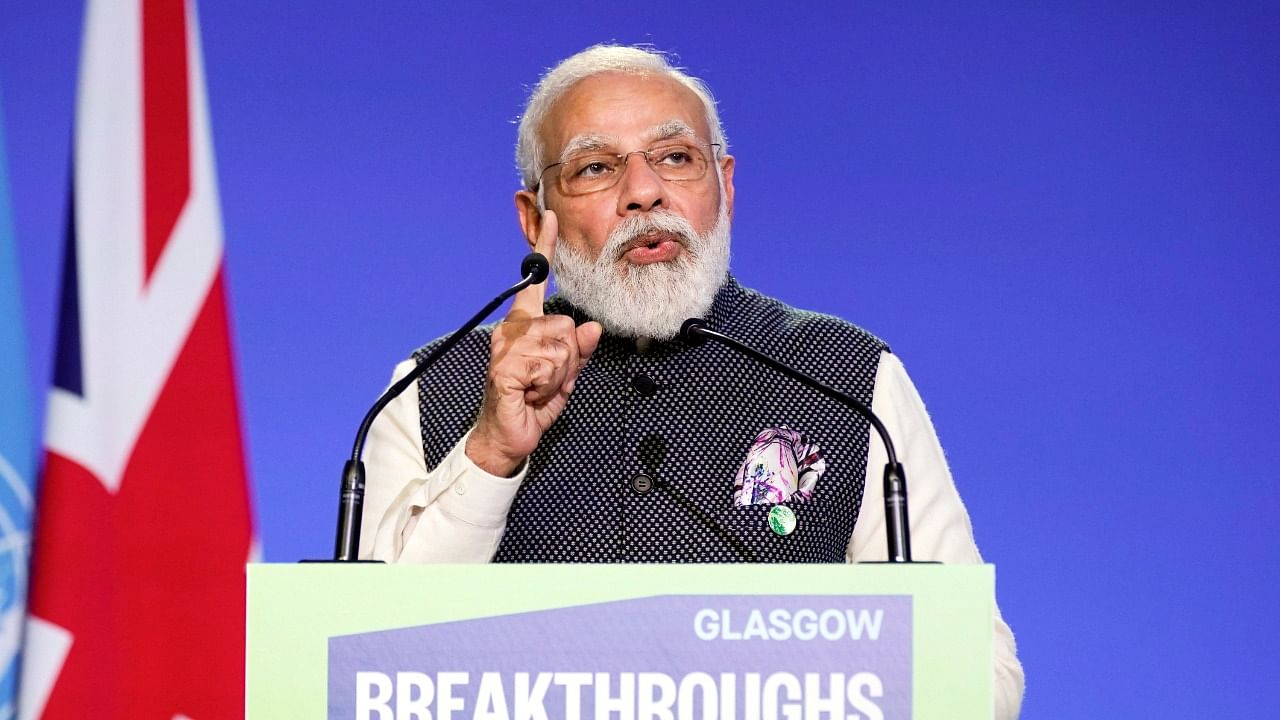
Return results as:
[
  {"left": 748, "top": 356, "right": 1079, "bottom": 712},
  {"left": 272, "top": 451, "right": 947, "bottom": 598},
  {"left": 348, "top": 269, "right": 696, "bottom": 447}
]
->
[
  {"left": 15, "top": 618, "right": 72, "bottom": 720},
  {"left": 43, "top": 0, "right": 224, "bottom": 493}
]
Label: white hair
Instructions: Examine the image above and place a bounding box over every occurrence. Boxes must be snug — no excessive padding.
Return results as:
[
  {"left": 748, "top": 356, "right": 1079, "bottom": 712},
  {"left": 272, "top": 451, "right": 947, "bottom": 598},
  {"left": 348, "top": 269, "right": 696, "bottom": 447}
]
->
[
  {"left": 516, "top": 44, "right": 729, "bottom": 191},
  {"left": 551, "top": 188, "right": 732, "bottom": 340}
]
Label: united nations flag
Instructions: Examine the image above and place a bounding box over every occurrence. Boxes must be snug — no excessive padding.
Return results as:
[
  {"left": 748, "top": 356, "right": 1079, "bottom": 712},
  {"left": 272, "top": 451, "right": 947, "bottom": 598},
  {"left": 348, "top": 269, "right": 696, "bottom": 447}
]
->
[{"left": 0, "top": 88, "right": 35, "bottom": 720}]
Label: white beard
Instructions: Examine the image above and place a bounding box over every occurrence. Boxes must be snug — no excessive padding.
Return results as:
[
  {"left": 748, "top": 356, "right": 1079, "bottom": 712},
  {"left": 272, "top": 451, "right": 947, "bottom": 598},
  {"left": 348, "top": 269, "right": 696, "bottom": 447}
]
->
[{"left": 551, "top": 200, "right": 731, "bottom": 340}]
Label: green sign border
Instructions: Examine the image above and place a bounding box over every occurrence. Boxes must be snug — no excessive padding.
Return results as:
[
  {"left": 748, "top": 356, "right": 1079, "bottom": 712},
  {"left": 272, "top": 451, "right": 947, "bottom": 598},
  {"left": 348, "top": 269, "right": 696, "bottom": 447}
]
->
[{"left": 247, "top": 563, "right": 993, "bottom": 718}]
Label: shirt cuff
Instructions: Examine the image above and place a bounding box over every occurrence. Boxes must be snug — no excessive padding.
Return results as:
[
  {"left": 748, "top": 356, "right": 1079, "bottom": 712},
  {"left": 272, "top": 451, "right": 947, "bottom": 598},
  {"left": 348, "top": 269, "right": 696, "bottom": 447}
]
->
[{"left": 412, "top": 428, "right": 527, "bottom": 529}]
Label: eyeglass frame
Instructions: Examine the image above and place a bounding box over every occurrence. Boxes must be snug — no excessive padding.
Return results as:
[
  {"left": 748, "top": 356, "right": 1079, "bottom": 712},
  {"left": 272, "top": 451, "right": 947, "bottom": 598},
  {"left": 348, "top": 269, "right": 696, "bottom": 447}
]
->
[{"left": 535, "top": 141, "right": 724, "bottom": 196}]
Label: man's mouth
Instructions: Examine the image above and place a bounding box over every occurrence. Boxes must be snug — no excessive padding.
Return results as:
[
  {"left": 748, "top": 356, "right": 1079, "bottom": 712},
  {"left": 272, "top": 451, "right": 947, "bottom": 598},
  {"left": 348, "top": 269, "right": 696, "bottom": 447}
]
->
[{"left": 621, "top": 231, "right": 684, "bottom": 265}]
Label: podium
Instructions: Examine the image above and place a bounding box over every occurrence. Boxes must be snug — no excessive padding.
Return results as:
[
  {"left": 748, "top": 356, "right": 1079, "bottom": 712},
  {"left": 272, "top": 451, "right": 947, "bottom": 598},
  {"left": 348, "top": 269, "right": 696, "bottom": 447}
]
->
[{"left": 246, "top": 563, "right": 994, "bottom": 718}]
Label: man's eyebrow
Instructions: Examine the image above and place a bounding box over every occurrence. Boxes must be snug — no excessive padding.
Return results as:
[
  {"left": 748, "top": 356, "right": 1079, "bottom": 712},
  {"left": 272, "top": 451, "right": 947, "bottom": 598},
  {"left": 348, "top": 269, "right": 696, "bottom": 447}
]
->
[
  {"left": 558, "top": 133, "right": 615, "bottom": 160},
  {"left": 556, "top": 123, "right": 697, "bottom": 161},
  {"left": 649, "top": 120, "right": 697, "bottom": 142}
]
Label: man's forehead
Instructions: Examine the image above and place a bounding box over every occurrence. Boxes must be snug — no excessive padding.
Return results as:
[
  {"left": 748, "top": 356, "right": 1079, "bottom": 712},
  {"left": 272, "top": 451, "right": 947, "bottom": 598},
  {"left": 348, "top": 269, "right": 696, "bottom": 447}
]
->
[
  {"left": 541, "top": 72, "right": 710, "bottom": 156},
  {"left": 559, "top": 121, "right": 697, "bottom": 159}
]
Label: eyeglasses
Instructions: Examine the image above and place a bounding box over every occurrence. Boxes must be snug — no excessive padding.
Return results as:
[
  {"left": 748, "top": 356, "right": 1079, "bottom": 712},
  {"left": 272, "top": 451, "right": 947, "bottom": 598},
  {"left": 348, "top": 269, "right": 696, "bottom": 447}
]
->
[{"left": 538, "top": 142, "right": 721, "bottom": 197}]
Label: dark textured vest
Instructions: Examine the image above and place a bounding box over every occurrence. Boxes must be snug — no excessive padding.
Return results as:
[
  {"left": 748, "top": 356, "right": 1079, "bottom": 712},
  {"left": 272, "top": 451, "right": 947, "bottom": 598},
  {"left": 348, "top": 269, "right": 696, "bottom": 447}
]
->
[{"left": 412, "top": 277, "right": 887, "bottom": 563}]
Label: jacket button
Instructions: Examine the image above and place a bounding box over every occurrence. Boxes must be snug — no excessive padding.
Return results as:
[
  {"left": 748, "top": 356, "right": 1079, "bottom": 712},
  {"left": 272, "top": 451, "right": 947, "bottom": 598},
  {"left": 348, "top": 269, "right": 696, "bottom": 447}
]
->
[
  {"left": 629, "top": 473, "right": 654, "bottom": 495},
  {"left": 630, "top": 374, "right": 658, "bottom": 397}
]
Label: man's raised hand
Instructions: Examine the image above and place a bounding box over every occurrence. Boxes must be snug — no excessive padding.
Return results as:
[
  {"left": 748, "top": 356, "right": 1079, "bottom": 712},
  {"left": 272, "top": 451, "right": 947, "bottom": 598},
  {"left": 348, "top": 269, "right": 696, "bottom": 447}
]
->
[{"left": 465, "top": 210, "right": 604, "bottom": 477}]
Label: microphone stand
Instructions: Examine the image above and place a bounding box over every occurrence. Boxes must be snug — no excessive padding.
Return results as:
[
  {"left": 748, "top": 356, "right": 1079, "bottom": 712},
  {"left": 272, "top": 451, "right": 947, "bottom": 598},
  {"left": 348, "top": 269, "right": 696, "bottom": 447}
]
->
[
  {"left": 680, "top": 319, "right": 914, "bottom": 563},
  {"left": 325, "top": 253, "right": 550, "bottom": 562}
]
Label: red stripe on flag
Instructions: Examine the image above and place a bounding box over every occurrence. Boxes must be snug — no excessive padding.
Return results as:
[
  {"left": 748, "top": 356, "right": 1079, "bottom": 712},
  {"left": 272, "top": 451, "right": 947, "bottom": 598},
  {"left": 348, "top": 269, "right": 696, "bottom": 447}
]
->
[
  {"left": 28, "top": 271, "right": 253, "bottom": 718},
  {"left": 142, "top": 0, "right": 190, "bottom": 281}
]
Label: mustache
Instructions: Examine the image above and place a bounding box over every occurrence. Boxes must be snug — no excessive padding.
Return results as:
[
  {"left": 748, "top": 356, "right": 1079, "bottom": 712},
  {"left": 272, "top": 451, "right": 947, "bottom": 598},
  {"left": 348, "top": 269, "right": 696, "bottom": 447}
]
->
[{"left": 604, "top": 211, "right": 698, "bottom": 261}]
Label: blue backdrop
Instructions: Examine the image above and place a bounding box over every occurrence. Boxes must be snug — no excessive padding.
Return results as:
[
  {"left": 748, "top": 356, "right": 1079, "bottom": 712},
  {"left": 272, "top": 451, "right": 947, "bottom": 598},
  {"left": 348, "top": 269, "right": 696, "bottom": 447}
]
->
[{"left": 2, "top": 2, "right": 1277, "bottom": 716}]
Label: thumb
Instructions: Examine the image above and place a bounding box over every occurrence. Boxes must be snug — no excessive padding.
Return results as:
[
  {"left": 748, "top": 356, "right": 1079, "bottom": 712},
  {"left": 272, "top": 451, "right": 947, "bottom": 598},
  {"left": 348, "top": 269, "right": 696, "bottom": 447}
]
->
[{"left": 576, "top": 321, "right": 604, "bottom": 363}]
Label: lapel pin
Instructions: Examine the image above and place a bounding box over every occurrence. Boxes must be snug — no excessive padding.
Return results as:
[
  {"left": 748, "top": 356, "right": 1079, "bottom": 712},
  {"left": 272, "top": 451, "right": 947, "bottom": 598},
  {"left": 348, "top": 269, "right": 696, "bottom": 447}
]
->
[{"left": 768, "top": 505, "right": 797, "bottom": 536}]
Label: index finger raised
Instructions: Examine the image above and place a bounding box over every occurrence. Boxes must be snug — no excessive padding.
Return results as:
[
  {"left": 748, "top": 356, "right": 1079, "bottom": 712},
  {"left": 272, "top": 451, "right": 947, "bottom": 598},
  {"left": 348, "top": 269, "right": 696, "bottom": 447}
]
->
[{"left": 508, "top": 209, "right": 557, "bottom": 320}]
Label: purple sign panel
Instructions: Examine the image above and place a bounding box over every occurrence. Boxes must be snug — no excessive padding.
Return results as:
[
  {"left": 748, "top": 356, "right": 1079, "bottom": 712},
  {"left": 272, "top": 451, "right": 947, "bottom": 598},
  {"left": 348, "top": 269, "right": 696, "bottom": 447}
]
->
[{"left": 329, "top": 594, "right": 911, "bottom": 719}]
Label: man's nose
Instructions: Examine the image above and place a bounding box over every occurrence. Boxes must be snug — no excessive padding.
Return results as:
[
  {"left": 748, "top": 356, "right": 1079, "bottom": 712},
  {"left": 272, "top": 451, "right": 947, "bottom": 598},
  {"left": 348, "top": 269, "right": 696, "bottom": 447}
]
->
[{"left": 616, "top": 152, "right": 665, "bottom": 214}]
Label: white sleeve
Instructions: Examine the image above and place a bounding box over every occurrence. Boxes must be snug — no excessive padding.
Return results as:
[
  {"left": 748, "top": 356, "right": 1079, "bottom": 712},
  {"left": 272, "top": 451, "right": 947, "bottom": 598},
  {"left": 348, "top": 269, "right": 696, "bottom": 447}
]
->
[
  {"left": 359, "top": 359, "right": 524, "bottom": 563},
  {"left": 848, "top": 351, "right": 1025, "bottom": 719}
]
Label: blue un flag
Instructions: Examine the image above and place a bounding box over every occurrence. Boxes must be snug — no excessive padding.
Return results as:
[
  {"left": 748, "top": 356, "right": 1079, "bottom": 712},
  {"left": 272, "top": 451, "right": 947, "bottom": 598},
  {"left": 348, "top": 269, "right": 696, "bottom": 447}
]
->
[{"left": 0, "top": 90, "right": 35, "bottom": 720}]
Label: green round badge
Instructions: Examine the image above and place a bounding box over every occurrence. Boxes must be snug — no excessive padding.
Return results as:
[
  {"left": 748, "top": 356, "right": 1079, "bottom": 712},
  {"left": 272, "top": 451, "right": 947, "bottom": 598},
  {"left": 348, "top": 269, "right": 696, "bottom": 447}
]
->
[{"left": 768, "top": 505, "right": 797, "bottom": 536}]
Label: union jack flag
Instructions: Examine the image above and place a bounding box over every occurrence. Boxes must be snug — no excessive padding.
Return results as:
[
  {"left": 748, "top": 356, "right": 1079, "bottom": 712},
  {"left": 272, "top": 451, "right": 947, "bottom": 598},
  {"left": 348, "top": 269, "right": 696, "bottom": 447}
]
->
[{"left": 20, "top": 1, "right": 255, "bottom": 717}]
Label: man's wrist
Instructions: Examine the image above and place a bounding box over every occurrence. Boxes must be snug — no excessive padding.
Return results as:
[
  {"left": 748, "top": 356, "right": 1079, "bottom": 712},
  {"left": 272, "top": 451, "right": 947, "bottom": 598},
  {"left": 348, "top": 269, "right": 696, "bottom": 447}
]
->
[{"left": 464, "top": 426, "right": 524, "bottom": 478}]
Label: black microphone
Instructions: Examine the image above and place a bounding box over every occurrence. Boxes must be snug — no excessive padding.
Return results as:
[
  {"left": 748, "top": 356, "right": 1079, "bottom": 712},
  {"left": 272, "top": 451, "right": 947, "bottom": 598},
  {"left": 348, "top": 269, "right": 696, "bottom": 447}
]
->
[
  {"left": 680, "top": 318, "right": 914, "bottom": 563},
  {"left": 329, "top": 253, "right": 550, "bottom": 561}
]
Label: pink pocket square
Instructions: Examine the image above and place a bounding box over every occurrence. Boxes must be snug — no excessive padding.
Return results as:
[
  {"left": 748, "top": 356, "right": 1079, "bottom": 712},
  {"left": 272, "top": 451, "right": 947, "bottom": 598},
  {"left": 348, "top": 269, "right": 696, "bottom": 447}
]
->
[{"left": 733, "top": 426, "right": 826, "bottom": 506}]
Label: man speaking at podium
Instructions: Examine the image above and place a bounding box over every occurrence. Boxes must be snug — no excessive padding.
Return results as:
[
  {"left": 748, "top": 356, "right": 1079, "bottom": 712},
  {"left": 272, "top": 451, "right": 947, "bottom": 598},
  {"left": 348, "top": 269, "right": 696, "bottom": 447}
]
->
[{"left": 360, "top": 45, "right": 1024, "bottom": 716}]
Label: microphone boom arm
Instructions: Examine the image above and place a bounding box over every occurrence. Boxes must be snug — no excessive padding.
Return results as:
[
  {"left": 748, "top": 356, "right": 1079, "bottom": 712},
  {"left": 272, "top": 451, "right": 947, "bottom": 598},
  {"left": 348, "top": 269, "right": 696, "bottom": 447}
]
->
[{"left": 331, "top": 252, "right": 549, "bottom": 561}]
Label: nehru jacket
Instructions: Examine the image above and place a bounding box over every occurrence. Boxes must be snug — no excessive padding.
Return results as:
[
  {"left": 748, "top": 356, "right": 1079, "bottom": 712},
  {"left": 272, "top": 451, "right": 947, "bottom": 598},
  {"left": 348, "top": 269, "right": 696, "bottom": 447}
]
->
[{"left": 361, "top": 276, "right": 1024, "bottom": 717}]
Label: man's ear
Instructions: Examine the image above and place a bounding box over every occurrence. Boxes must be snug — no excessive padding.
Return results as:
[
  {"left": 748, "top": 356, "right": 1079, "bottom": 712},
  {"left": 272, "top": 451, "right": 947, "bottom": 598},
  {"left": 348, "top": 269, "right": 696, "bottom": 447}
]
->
[
  {"left": 514, "top": 190, "right": 542, "bottom": 250},
  {"left": 719, "top": 155, "right": 736, "bottom": 221}
]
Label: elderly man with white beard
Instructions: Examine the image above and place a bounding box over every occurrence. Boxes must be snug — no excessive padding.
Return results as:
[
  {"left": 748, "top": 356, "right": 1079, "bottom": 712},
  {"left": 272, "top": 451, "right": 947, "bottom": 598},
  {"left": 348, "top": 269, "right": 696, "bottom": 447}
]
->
[{"left": 360, "top": 44, "right": 1024, "bottom": 717}]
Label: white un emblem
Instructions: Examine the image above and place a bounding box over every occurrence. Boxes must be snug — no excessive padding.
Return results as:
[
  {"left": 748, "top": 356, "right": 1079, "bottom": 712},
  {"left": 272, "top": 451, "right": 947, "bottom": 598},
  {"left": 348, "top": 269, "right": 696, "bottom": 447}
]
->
[{"left": 0, "top": 453, "right": 33, "bottom": 719}]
